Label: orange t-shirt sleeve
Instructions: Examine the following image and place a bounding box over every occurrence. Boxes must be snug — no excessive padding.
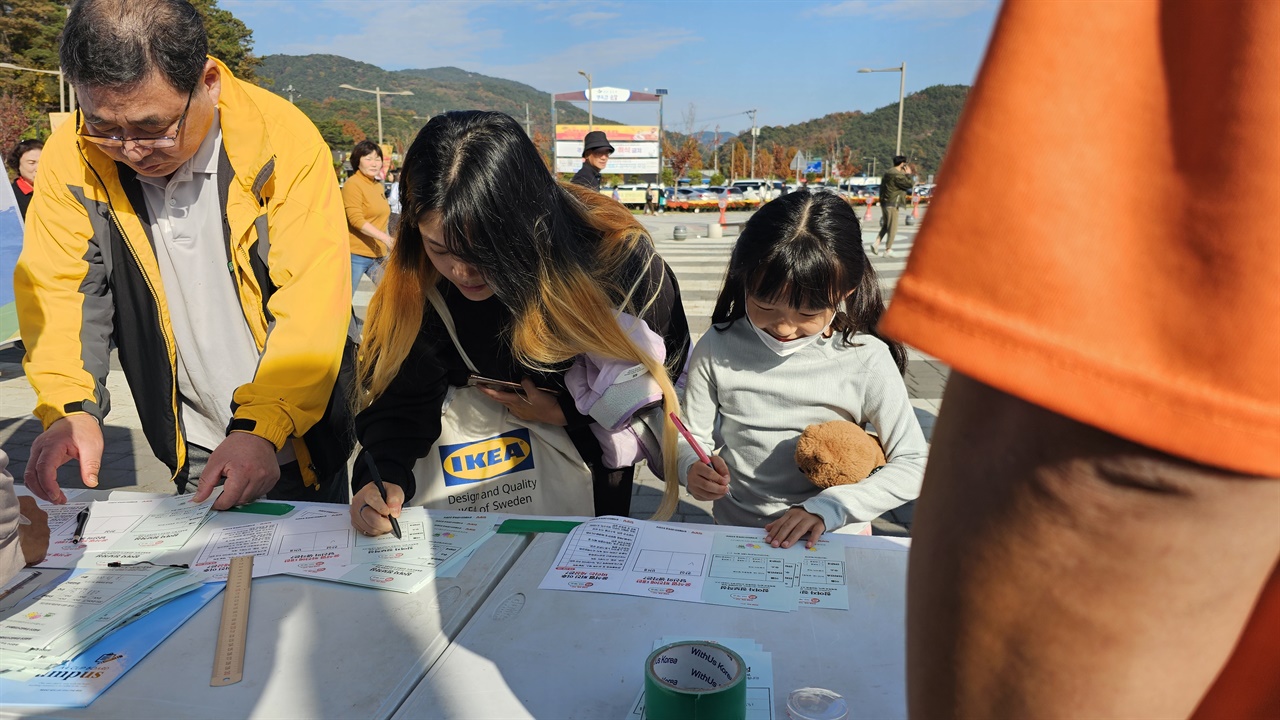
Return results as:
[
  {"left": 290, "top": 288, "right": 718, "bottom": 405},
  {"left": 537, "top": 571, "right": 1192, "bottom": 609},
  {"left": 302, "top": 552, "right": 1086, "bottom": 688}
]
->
[{"left": 880, "top": 0, "right": 1280, "bottom": 478}]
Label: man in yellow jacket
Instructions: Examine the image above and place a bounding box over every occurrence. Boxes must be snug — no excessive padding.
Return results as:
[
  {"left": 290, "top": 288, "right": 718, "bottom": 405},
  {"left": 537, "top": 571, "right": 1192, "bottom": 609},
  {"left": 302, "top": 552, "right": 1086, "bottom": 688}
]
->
[{"left": 15, "top": 0, "right": 354, "bottom": 510}]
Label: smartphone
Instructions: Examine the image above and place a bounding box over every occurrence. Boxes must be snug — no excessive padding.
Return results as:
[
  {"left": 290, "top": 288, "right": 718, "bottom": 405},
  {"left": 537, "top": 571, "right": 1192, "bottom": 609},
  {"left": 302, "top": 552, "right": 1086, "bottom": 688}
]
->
[{"left": 466, "top": 374, "right": 560, "bottom": 397}]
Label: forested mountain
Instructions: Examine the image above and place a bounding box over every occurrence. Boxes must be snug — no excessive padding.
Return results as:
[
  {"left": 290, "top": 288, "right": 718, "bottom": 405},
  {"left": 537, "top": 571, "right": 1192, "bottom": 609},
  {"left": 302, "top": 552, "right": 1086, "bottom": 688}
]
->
[
  {"left": 735, "top": 85, "right": 969, "bottom": 178},
  {"left": 257, "top": 54, "right": 611, "bottom": 151}
]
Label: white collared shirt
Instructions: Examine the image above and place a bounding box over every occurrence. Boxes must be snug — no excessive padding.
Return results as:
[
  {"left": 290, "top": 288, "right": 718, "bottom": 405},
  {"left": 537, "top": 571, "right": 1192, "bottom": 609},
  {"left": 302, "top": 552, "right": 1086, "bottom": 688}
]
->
[{"left": 139, "top": 113, "right": 292, "bottom": 461}]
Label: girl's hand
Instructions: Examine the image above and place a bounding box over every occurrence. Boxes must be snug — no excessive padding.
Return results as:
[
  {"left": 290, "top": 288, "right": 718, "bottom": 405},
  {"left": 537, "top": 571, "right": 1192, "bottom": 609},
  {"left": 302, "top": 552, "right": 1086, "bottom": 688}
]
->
[
  {"left": 687, "top": 456, "right": 731, "bottom": 501},
  {"left": 479, "top": 379, "right": 567, "bottom": 426},
  {"left": 765, "top": 508, "right": 827, "bottom": 549},
  {"left": 350, "top": 480, "right": 404, "bottom": 537}
]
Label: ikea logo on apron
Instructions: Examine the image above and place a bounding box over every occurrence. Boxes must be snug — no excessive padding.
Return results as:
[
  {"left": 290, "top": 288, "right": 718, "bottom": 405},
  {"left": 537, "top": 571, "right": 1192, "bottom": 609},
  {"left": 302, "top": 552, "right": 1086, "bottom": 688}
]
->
[{"left": 439, "top": 429, "right": 535, "bottom": 485}]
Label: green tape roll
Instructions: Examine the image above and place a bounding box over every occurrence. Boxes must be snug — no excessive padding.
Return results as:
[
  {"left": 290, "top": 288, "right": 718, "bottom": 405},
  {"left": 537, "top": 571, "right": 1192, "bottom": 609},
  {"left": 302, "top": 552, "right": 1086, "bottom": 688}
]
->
[{"left": 644, "top": 641, "right": 747, "bottom": 720}]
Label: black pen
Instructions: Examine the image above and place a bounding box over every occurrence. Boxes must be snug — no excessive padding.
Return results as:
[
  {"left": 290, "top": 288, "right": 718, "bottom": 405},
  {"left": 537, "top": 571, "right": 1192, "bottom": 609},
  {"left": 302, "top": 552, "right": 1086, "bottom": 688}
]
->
[
  {"left": 72, "top": 506, "right": 91, "bottom": 544},
  {"left": 362, "top": 453, "right": 402, "bottom": 539}
]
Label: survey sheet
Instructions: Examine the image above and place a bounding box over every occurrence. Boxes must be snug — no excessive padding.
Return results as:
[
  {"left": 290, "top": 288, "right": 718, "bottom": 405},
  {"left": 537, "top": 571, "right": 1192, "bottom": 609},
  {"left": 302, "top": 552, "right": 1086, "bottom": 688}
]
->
[
  {"left": 36, "top": 493, "right": 218, "bottom": 568},
  {"left": 539, "top": 516, "right": 713, "bottom": 603},
  {"left": 540, "top": 517, "right": 850, "bottom": 611},
  {"left": 704, "top": 533, "right": 849, "bottom": 611}
]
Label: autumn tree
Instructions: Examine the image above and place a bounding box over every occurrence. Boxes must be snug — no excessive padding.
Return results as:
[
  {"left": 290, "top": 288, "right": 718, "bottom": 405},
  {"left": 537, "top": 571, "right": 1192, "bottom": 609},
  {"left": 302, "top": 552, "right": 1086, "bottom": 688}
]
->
[
  {"left": 835, "top": 146, "right": 861, "bottom": 178},
  {"left": 0, "top": 0, "right": 67, "bottom": 123},
  {"left": 770, "top": 143, "right": 798, "bottom": 182},
  {"left": 0, "top": 94, "right": 34, "bottom": 158},
  {"left": 531, "top": 129, "right": 553, "bottom": 171},
  {"left": 339, "top": 120, "right": 366, "bottom": 144},
  {"left": 752, "top": 147, "right": 773, "bottom": 180}
]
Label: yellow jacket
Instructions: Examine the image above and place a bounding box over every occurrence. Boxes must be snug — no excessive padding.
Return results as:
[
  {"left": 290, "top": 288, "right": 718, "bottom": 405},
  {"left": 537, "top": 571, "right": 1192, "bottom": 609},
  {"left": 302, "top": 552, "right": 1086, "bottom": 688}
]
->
[
  {"left": 342, "top": 170, "right": 390, "bottom": 258},
  {"left": 15, "top": 58, "right": 354, "bottom": 492}
]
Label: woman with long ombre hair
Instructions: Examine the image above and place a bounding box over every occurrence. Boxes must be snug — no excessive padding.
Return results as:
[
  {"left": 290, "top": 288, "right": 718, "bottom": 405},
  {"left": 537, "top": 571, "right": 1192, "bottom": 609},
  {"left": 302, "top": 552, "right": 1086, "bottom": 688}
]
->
[{"left": 349, "top": 111, "right": 690, "bottom": 535}]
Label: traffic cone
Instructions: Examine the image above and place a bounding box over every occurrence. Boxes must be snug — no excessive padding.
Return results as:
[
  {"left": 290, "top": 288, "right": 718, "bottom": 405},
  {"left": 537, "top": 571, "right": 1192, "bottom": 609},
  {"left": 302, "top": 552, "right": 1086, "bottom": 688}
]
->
[
  {"left": 905, "top": 193, "right": 920, "bottom": 226},
  {"left": 862, "top": 198, "right": 873, "bottom": 221}
]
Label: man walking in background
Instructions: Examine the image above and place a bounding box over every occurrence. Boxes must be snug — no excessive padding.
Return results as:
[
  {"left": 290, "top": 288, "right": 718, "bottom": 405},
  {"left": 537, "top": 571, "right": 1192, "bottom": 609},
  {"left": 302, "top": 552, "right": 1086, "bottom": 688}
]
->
[
  {"left": 873, "top": 155, "right": 914, "bottom": 257},
  {"left": 16, "top": 0, "right": 354, "bottom": 511}
]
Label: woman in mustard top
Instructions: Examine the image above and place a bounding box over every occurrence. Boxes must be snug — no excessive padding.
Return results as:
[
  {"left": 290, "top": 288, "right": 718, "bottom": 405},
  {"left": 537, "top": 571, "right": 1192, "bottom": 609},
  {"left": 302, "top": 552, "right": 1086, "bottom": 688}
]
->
[{"left": 343, "top": 140, "right": 394, "bottom": 296}]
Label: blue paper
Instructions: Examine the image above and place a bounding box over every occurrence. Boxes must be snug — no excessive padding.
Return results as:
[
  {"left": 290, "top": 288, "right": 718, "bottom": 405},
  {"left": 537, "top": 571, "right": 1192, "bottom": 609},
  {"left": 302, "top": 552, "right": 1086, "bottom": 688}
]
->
[{"left": 0, "top": 582, "right": 222, "bottom": 708}]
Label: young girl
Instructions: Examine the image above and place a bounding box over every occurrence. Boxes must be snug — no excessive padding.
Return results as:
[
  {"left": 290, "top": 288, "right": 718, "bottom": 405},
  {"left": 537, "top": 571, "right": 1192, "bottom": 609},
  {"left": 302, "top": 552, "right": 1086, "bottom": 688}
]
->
[{"left": 679, "top": 190, "right": 926, "bottom": 548}]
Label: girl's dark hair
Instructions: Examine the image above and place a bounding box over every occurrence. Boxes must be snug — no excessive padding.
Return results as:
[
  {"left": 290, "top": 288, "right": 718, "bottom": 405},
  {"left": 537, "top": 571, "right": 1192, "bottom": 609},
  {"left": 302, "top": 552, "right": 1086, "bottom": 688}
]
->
[
  {"left": 396, "top": 110, "right": 636, "bottom": 318},
  {"left": 6, "top": 139, "right": 43, "bottom": 172},
  {"left": 710, "top": 190, "right": 907, "bottom": 373},
  {"left": 349, "top": 140, "right": 383, "bottom": 171}
]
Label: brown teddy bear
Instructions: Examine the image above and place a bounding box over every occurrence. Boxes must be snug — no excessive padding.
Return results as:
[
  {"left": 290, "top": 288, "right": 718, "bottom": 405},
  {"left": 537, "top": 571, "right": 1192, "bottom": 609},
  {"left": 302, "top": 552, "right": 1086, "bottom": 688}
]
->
[{"left": 795, "top": 420, "right": 886, "bottom": 488}]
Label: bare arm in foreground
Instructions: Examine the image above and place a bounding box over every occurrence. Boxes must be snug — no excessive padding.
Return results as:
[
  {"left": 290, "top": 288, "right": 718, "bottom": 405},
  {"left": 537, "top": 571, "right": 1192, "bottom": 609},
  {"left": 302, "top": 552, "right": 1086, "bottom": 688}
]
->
[{"left": 908, "top": 373, "right": 1280, "bottom": 719}]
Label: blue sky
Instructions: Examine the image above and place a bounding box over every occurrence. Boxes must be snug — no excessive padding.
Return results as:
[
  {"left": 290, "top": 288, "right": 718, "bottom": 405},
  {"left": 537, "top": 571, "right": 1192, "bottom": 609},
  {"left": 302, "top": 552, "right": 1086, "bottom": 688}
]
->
[{"left": 227, "top": 0, "right": 1000, "bottom": 131}]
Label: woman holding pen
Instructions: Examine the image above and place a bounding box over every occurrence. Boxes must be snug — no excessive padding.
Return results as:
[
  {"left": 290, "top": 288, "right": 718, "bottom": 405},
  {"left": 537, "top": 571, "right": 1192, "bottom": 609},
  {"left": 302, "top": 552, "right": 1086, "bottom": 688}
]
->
[{"left": 348, "top": 111, "right": 691, "bottom": 536}]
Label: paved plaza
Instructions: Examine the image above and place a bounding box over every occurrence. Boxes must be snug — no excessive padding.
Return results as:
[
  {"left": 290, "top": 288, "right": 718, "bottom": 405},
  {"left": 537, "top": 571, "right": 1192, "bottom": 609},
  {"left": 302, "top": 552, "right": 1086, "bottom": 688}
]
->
[{"left": 0, "top": 204, "right": 940, "bottom": 535}]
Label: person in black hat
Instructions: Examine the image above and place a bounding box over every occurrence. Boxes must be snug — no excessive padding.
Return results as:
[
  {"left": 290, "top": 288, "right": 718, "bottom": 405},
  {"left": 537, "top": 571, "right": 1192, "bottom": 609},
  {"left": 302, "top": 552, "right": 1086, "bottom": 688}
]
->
[{"left": 571, "top": 130, "right": 614, "bottom": 191}]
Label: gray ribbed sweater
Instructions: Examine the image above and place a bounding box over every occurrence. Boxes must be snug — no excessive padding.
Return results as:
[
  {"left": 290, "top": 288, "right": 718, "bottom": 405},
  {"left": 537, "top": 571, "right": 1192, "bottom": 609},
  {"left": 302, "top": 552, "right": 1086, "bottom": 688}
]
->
[{"left": 677, "top": 321, "right": 927, "bottom": 534}]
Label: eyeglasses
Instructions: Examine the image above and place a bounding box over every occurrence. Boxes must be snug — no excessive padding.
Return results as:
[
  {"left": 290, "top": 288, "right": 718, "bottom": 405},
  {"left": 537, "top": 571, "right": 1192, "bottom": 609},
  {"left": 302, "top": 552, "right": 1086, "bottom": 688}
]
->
[{"left": 78, "top": 86, "right": 195, "bottom": 150}]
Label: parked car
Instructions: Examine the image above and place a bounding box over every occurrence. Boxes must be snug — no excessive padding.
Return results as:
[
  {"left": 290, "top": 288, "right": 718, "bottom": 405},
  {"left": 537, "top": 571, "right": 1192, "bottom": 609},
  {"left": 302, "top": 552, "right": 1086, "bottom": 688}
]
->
[
  {"left": 707, "top": 186, "right": 746, "bottom": 200},
  {"left": 676, "top": 187, "right": 717, "bottom": 202},
  {"left": 731, "top": 179, "right": 769, "bottom": 193}
]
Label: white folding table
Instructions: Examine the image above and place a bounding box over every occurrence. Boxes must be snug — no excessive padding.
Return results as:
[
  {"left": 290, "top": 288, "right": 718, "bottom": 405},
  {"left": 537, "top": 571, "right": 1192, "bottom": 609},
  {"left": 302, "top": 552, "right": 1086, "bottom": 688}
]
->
[
  {"left": 0, "top": 497, "right": 531, "bottom": 720},
  {"left": 393, "top": 530, "right": 910, "bottom": 719}
]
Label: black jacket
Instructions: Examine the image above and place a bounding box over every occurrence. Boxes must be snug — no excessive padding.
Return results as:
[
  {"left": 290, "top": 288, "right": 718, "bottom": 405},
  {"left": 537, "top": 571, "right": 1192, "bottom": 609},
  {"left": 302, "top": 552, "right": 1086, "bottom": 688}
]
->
[
  {"left": 571, "top": 163, "right": 602, "bottom": 191},
  {"left": 12, "top": 179, "right": 32, "bottom": 219}
]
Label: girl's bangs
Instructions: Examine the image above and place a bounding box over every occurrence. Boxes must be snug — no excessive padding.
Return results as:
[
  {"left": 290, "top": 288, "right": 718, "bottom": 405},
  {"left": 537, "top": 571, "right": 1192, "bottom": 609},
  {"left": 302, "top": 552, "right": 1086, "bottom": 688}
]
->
[{"left": 746, "top": 240, "right": 848, "bottom": 310}]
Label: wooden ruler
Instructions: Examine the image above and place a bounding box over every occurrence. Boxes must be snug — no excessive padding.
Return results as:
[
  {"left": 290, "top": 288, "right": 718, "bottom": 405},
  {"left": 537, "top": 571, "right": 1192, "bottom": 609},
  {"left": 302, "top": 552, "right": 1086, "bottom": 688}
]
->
[{"left": 211, "top": 555, "right": 254, "bottom": 687}]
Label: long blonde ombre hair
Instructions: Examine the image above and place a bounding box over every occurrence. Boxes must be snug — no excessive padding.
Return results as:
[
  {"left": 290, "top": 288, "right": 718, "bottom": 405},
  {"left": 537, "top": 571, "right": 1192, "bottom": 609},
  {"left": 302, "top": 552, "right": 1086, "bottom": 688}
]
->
[{"left": 356, "top": 111, "right": 686, "bottom": 520}]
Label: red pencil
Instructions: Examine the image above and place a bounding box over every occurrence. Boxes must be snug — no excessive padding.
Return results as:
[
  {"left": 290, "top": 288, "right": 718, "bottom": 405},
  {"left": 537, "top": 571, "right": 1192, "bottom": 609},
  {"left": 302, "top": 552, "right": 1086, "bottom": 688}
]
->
[{"left": 669, "top": 412, "right": 712, "bottom": 465}]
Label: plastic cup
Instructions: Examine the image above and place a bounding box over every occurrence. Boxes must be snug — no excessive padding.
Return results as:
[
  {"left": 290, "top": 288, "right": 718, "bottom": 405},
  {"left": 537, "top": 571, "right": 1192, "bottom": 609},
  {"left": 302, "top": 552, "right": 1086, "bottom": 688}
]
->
[{"left": 786, "top": 687, "right": 849, "bottom": 720}]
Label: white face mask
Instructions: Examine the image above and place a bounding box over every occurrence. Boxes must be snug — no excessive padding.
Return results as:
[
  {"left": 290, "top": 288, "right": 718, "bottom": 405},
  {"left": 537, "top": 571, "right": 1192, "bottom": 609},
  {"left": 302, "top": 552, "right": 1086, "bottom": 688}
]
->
[{"left": 749, "top": 316, "right": 832, "bottom": 357}]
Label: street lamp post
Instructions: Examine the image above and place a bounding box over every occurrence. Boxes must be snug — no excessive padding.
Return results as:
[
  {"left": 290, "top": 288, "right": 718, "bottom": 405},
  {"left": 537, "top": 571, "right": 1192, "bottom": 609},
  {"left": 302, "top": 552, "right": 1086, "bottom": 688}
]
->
[
  {"left": 857, "top": 62, "right": 906, "bottom": 156},
  {"left": 338, "top": 83, "right": 414, "bottom": 146},
  {"left": 577, "top": 70, "right": 593, "bottom": 130},
  {"left": 656, "top": 89, "right": 668, "bottom": 186},
  {"left": 746, "top": 109, "right": 758, "bottom": 179},
  {"left": 0, "top": 61, "right": 67, "bottom": 112}
]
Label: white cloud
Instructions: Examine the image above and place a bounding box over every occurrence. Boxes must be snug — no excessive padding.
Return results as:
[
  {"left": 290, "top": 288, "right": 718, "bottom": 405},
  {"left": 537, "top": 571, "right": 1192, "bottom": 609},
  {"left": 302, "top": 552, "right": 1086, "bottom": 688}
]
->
[
  {"left": 809, "top": 0, "right": 991, "bottom": 20},
  {"left": 271, "top": 1, "right": 504, "bottom": 68},
  {"left": 474, "top": 29, "right": 700, "bottom": 92},
  {"left": 567, "top": 10, "right": 622, "bottom": 27},
  {"left": 529, "top": 0, "right": 623, "bottom": 27}
]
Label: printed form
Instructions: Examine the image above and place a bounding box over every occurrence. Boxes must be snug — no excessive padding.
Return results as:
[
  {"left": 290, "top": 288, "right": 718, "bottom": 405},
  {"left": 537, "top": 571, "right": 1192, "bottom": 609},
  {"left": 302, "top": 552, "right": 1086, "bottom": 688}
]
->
[
  {"left": 540, "top": 518, "right": 850, "bottom": 611},
  {"left": 540, "top": 516, "right": 712, "bottom": 604}
]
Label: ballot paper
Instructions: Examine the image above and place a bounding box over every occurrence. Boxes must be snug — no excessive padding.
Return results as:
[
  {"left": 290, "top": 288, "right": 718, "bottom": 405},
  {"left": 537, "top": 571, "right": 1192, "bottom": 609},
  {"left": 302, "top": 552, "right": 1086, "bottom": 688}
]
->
[
  {"left": 190, "top": 521, "right": 289, "bottom": 581},
  {"left": 0, "top": 566, "right": 203, "bottom": 681},
  {"left": 37, "top": 493, "right": 219, "bottom": 568},
  {"left": 283, "top": 511, "right": 498, "bottom": 592},
  {"left": 703, "top": 533, "right": 849, "bottom": 612},
  {"left": 540, "top": 517, "right": 850, "bottom": 612},
  {"left": 625, "top": 636, "right": 776, "bottom": 720},
  {"left": 348, "top": 510, "right": 497, "bottom": 568},
  {"left": 540, "top": 516, "right": 713, "bottom": 604}
]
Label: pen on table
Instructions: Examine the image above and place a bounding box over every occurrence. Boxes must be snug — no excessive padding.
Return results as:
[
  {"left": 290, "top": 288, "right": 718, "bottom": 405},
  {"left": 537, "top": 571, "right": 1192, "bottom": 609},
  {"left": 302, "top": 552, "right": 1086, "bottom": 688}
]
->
[
  {"left": 361, "top": 453, "right": 402, "bottom": 539},
  {"left": 72, "top": 506, "right": 91, "bottom": 545},
  {"left": 669, "top": 412, "right": 712, "bottom": 465}
]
